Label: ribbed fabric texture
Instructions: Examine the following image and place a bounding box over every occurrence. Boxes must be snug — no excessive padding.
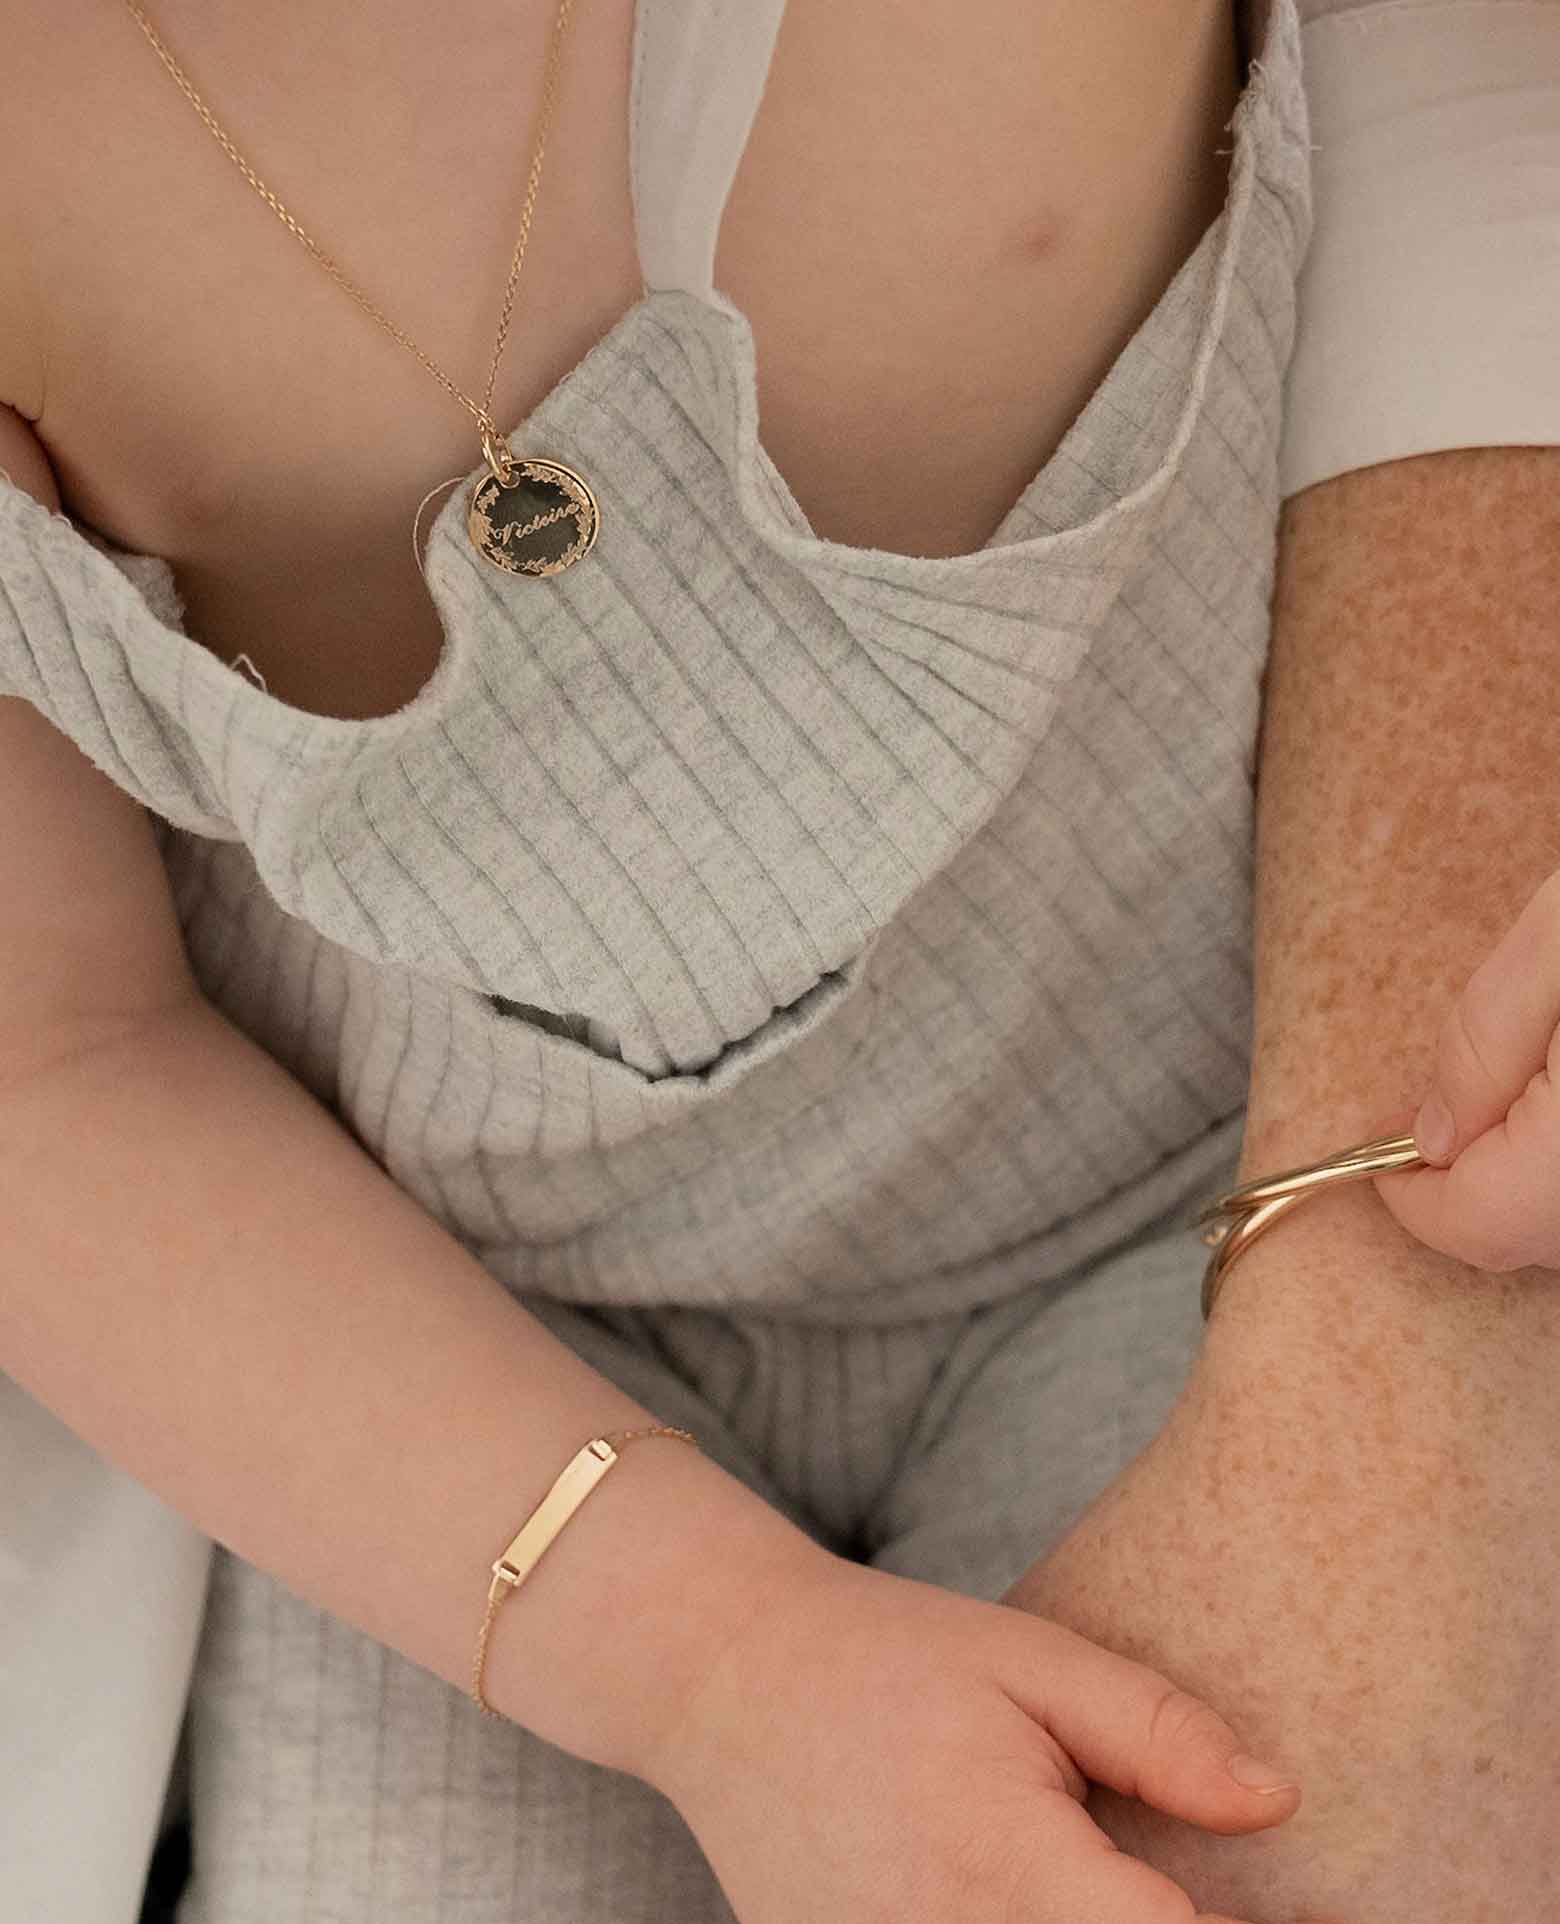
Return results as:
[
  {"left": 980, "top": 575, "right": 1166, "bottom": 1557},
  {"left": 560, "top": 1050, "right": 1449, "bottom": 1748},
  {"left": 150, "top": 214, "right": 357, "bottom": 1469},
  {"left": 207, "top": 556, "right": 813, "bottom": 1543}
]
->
[{"left": 0, "top": 0, "right": 1310, "bottom": 1334}]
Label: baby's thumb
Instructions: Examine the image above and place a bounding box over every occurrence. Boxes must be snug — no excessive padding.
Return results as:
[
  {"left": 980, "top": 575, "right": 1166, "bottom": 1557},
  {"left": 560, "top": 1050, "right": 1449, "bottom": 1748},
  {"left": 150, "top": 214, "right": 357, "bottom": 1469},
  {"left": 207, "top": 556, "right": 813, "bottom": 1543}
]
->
[{"left": 1005, "top": 1616, "right": 1301, "bottom": 1835}]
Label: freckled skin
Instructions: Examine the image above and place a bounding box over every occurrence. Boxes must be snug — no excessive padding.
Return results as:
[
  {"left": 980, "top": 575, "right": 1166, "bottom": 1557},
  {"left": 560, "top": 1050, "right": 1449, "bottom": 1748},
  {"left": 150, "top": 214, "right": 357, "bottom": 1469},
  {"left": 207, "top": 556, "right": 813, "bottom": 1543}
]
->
[
  {"left": 1246, "top": 447, "right": 1560, "bottom": 1166},
  {"left": 1002, "top": 449, "right": 1560, "bottom": 1921}
]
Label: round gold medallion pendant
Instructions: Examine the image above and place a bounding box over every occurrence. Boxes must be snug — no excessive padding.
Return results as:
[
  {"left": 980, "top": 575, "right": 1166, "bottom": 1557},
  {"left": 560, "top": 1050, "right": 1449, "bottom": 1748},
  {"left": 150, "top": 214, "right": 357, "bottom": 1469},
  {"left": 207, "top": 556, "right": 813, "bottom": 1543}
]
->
[{"left": 467, "top": 458, "right": 600, "bottom": 576}]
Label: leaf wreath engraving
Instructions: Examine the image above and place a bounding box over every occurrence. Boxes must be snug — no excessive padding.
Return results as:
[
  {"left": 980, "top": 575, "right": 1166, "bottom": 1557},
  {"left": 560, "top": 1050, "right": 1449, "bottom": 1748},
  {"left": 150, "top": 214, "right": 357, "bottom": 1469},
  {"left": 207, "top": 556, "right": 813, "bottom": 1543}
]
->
[{"left": 470, "top": 464, "right": 595, "bottom": 573}]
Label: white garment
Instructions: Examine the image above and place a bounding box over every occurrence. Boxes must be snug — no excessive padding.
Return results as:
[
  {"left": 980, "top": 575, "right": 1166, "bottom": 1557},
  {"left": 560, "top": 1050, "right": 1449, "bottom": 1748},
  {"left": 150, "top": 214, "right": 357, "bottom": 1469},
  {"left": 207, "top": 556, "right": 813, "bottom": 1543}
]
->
[
  {"left": 0, "top": 1386, "right": 212, "bottom": 1916},
  {"left": 1281, "top": 0, "right": 1560, "bottom": 495}
]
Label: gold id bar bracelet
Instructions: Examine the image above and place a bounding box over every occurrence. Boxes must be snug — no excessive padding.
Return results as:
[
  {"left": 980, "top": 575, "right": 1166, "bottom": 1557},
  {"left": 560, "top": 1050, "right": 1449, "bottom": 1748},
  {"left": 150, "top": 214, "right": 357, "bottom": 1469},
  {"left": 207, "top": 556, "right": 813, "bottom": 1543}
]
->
[
  {"left": 471, "top": 1424, "right": 700, "bottom": 1718},
  {"left": 1197, "top": 1131, "right": 1427, "bottom": 1321}
]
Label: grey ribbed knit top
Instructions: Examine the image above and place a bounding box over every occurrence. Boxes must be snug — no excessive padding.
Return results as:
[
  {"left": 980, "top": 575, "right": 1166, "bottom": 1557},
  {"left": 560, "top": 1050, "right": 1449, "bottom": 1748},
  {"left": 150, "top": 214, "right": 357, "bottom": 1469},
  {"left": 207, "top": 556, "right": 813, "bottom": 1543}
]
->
[{"left": 0, "top": 0, "right": 1312, "bottom": 1327}]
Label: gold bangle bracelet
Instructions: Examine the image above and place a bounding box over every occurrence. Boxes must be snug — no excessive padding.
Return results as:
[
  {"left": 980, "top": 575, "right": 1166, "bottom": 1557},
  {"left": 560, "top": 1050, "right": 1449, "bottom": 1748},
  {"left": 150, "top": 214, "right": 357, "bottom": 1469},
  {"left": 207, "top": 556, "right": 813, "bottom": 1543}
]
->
[
  {"left": 1197, "top": 1131, "right": 1426, "bottom": 1321},
  {"left": 471, "top": 1424, "right": 700, "bottom": 1718}
]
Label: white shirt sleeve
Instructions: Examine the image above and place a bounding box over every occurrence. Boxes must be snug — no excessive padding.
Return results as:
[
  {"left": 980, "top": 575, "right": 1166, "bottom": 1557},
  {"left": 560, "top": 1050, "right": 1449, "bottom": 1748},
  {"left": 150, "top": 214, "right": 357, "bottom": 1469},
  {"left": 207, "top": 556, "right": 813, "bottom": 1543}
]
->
[{"left": 1280, "top": 0, "right": 1560, "bottom": 499}]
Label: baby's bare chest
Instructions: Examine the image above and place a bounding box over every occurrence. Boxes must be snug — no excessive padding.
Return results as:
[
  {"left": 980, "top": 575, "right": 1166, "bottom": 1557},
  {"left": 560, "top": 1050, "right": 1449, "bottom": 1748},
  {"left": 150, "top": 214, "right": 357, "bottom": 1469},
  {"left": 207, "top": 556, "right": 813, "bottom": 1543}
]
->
[{"left": 0, "top": 0, "right": 1237, "bottom": 721}]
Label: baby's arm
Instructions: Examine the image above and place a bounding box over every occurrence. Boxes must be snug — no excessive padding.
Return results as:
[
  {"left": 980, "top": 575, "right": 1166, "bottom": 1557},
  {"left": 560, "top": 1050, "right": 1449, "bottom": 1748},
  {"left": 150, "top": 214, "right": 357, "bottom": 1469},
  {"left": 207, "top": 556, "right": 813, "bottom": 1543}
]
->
[
  {"left": 1375, "top": 870, "right": 1560, "bottom": 1272},
  {"left": 0, "top": 399, "right": 820, "bottom": 1787},
  {"left": 0, "top": 712, "right": 812, "bottom": 1785}
]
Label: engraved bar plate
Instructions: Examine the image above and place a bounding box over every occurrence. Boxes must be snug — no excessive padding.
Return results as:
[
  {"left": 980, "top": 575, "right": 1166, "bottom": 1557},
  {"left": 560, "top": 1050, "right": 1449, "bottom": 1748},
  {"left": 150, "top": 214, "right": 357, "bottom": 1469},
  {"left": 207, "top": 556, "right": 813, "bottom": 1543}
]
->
[{"left": 488, "top": 1438, "right": 619, "bottom": 1599}]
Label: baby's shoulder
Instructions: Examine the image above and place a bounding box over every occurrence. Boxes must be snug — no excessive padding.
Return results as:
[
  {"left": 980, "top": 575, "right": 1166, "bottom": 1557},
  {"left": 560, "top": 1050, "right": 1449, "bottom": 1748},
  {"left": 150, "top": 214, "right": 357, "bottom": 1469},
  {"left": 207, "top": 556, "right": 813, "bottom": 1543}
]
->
[
  {"left": 0, "top": 13, "right": 54, "bottom": 482},
  {"left": 0, "top": 403, "right": 59, "bottom": 512}
]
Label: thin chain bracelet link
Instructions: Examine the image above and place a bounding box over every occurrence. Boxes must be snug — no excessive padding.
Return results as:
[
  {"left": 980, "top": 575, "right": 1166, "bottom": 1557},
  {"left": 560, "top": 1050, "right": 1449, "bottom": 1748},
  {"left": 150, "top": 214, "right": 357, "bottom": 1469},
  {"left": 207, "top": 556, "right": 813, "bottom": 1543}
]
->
[{"left": 471, "top": 1424, "right": 700, "bottom": 1718}]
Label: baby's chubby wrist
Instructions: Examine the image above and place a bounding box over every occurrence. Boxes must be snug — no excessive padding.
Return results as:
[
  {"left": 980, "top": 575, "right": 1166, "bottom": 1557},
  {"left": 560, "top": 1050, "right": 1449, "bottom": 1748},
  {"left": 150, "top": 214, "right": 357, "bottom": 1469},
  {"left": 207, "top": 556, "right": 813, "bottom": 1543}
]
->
[
  {"left": 632, "top": 1525, "right": 847, "bottom": 1803},
  {"left": 479, "top": 1433, "right": 836, "bottom": 1787}
]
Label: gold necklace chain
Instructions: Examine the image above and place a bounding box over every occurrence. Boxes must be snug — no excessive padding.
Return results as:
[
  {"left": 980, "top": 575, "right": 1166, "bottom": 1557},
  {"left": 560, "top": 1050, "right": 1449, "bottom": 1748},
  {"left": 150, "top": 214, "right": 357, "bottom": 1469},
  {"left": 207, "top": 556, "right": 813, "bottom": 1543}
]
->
[{"left": 119, "top": 0, "right": 602, "bottom": 577}]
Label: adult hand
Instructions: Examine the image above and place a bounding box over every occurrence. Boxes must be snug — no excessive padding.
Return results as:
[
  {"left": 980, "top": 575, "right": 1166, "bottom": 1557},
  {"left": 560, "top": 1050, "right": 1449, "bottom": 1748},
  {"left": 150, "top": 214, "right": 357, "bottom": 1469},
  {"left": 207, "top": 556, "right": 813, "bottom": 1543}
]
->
[{"left": 1376, "top": 869, "right": 1560, "bottom": 1273}]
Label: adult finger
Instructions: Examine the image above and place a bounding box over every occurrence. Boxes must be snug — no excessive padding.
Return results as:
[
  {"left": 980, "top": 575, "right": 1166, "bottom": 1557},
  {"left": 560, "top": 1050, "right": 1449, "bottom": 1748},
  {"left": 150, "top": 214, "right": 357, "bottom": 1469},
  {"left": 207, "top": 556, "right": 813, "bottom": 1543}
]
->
[
  {"left": 1412, "top": 872, "right": 1560, "bottom": 1165},
  {"left": 1377, "top": 1053, "right": 1560, "bottom": 1270}
]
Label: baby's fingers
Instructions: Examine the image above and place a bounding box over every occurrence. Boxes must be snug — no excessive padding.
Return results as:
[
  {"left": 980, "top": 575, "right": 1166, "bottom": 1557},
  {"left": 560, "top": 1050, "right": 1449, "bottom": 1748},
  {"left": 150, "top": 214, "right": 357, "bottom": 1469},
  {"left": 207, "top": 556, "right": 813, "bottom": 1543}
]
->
[
  {"left": 1000, "top": 1616, "right": 1301, "bottom": 1835},
  {"left": 1411, "top": 872, "right": 1560, "bottom": 1165},
  {"left": 1019, "top": 1788, "right": 1278, "bottom": 1924}
]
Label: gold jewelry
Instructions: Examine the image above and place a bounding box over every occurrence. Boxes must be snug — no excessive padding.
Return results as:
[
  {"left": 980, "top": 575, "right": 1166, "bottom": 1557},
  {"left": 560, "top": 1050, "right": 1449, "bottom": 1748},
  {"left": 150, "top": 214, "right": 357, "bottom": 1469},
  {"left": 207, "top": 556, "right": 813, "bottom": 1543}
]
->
[
  {"left": 120, "top": 0, "right": 600, "bottom": 577},
  {"left": 471, "top": 1425, "right": 699, "bottom": 1718},
  {"left": 1196, "top": 1131, "right": 1426, "bottom": 1320}
]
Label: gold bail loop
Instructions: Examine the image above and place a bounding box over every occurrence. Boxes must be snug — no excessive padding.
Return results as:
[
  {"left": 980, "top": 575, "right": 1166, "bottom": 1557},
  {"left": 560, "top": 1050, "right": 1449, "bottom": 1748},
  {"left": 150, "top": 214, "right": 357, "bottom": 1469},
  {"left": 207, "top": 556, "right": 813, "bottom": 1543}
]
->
[{"left": 480, "top": 420, "right": 517, "bottom": 487}]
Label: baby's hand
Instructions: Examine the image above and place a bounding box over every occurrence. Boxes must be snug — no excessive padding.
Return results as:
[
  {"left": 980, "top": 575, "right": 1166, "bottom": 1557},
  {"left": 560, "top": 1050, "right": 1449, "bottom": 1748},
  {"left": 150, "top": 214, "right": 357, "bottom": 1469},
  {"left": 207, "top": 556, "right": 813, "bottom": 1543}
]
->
[
  {"left": 643, "top": 1547, "right": 1316, "bottom": 1924},
  {"left": 1378, "top": 869, "right": 1560, "bottom": 1270}
]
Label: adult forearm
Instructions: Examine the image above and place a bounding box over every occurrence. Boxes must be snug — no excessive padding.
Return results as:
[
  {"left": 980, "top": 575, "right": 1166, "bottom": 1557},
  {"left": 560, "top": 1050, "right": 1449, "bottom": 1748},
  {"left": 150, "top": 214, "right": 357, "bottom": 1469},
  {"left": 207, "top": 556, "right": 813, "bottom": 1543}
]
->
[
  {"left": 0, "top": 998, "right": 823, "bottom": 1784},
  {"left": 1242, "top": 445, "right": 1558, "bottom": 1173},
  {"left": 1211, "top": 444, "right": 1560, "bottom": 1352}
]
